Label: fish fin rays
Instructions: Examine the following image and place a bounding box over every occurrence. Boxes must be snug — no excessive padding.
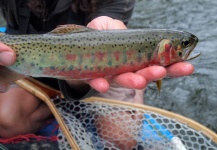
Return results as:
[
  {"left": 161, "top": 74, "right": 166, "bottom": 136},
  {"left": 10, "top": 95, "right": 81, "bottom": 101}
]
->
[
  {"left": 49, "top": 24, "right": 94, "bottom": 35},
  {"left": 155, "top": 79, "right": 162, "bottom": 95},
  {"left": 0, "top": 66, "right": 25, "bottom": 92}
]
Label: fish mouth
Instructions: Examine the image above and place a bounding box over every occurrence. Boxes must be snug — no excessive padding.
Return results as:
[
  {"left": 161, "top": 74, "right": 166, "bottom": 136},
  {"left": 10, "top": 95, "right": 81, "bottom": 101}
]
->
[{"left": 182, "top": 36, "right": 200, "bottom": 61}]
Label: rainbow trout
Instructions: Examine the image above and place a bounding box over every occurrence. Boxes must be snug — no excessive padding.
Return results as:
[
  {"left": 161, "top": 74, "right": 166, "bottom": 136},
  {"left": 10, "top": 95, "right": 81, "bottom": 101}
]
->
[{"left": 0, "top": 24, "right": 199, "bottom": 92}]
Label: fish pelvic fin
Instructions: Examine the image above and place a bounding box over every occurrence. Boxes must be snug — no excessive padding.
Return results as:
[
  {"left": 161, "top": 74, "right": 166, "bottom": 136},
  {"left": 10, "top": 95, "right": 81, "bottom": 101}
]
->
[
  {"left": 155, "top": 79, "right": 162, "bottom": 95},
  {"left": 0, "top": 66, "right": 25, "bottom": 92},
  {"left": 49, "top": 24, "right": 93, "bottom": 35}
]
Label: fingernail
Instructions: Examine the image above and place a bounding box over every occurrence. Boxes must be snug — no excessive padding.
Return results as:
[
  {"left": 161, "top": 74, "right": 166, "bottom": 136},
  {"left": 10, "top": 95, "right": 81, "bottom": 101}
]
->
[{"left": 0, "top": 52, "right": 15, "bottom": 66}]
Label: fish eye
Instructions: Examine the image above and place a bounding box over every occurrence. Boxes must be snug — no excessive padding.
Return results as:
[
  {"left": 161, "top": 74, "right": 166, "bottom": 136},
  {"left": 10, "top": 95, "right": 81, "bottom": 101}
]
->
[{"left": 182, "top": 40, "right": 190, "bottom": 47}]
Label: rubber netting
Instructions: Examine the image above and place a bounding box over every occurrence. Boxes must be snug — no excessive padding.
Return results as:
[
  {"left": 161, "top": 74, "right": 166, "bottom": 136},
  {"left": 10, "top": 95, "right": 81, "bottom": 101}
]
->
[{"left": 52, "top": 98, "right": 217, "bottom": 150}]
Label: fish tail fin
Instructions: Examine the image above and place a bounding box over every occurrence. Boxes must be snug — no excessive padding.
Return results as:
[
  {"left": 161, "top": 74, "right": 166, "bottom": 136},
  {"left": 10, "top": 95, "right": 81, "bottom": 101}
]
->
[{"left": 0, "top": 66, "right": 25, "bottom": 92}]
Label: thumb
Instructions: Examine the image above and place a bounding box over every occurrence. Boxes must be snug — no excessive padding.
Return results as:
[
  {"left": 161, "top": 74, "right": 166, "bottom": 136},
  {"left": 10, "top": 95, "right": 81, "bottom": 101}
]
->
[{"left": 0, "top": 43, "right": 16, "bottom": 66}]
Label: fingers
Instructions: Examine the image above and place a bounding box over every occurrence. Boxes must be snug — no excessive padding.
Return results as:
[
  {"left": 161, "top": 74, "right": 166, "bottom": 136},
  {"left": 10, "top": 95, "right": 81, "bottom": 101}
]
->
[
  {"left": 87, "top": 63, "right": 194, "bottom": 93},
  {"left": 136, "top": 66, "right": 167, "bottom": 82},
  {"left": 87, "top": 78, "right": 110, "bottom": 93},
  {"left": 0, "top": 43, "right": 16, "bottom": 66},
  {"left": 87, "top": 16, "right": 127, "bottom": 30},
  {"left": 166, "top": 62, "right": 194, "bottom": 77},
  {"left": 88, "top": 66, "right": 167, "bottom": 92},
  {"left": 110, "top": 72, "right": 146, "bottom": 89}
]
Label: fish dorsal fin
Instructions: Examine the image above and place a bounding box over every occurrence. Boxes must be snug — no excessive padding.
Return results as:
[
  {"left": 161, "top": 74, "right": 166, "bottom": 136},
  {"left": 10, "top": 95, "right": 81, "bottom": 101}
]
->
[{"left": 49, "top": 24, "right": 93, "bottom": 35}]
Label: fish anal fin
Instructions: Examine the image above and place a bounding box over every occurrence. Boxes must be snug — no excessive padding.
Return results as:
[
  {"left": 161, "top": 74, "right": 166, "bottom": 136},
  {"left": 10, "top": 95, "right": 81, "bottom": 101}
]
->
[
  {"left": 0, "top": 66, "right": 25, "bottom": 92},
  {"left": 49, "top": 24, "right": 93, "bottom": 35}
]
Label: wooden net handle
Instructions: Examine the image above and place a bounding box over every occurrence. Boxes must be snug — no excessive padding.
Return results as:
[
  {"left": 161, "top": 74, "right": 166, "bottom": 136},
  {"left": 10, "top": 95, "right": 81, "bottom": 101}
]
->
[{"left": 15, "top": 78, "right": 80, "bottom": 150}]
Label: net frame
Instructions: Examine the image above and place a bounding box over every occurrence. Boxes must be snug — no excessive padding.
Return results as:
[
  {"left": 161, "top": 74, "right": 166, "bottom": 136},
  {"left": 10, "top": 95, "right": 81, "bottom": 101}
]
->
[
  {"left": 15, "top": 78, "right": 217, "bottom": 150},
  {"left": 84, "top": 97, "right": 217, "bottom": 144}
]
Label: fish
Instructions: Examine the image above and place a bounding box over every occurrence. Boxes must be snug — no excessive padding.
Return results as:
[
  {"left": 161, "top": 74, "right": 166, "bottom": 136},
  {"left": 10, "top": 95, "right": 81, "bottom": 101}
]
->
[{"left": 0, "top": 24, "right": 200, "bottom": 92}]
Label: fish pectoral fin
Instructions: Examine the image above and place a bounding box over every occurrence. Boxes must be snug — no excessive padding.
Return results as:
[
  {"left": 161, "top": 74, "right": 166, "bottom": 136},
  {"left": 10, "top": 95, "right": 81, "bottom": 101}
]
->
[
  {"left": 155, "top": 79, "right": 162, "bottom": 94},
  {"left": 49, "top": 24, "right": 94, "bottom": 35},
  {"left": 0, "top": 66, "right": 25, "bottom": 92}
]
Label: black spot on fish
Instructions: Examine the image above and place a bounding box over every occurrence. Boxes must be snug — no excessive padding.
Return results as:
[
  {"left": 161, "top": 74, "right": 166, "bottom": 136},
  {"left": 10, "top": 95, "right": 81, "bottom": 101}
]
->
[
  {"left": 39, "top": 67, "right": 43, "bottom": 70},
  {"left": 147, "top": 52, "right": 152, "bottom": 60}
]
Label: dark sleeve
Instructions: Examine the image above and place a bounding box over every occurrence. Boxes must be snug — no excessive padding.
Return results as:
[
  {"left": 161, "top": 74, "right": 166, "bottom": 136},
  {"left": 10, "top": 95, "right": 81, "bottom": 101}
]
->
[
  {"left": 86, "top": 0, "right": 136, "bottom": 25},
  {"left": 58, "top": 80, "right": 98, "bottom": 101}
]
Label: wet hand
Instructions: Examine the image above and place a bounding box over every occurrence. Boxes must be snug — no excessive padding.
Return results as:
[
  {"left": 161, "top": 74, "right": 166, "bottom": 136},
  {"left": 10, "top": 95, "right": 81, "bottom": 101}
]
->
[
  {"left": 0, "top": 43, "right": 16, "bottom": 66},
  {"left": 86, "top": 63, "right": 194, "bottom": 93}
]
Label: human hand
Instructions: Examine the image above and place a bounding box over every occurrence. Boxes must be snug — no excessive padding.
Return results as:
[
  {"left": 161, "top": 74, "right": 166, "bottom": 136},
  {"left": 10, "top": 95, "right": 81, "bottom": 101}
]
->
[
  {"left": 85, "top": 63, "right": 194, "bottom": 93},
  {"left": 0, "top": 42, "right": 16, "bottom": 66}
]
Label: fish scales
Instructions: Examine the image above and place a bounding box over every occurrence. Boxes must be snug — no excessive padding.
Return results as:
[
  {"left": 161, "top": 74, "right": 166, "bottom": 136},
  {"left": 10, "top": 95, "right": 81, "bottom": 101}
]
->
[{"left": 0, "top": 24, "right": 199, "bottom": 81}]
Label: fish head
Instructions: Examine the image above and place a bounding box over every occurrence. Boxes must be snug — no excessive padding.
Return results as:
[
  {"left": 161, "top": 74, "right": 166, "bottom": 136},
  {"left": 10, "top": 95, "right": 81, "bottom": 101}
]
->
[{"left": 157, "top": 32, "right": 199, "bottom": 66}]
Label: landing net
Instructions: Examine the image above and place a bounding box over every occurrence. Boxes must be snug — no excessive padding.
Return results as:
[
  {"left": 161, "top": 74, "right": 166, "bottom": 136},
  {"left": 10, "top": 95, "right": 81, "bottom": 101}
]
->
[{"left": 53, "top": 97, "right": 217, "bottom": 150}]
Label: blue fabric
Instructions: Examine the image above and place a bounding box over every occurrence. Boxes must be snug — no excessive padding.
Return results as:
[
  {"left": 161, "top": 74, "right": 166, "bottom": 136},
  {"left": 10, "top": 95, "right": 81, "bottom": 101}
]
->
[
  {"left": 0, "top": 27, "right": 6, "bottom": 32},
  {"left": 36, "top": 119, "right": 59, "bottom": 137}
]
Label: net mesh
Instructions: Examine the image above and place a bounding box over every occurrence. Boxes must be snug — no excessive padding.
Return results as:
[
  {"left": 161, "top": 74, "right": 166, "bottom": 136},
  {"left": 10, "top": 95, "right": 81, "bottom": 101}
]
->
[{"left": 52, "top": 98, "right": 217, "bottom": 150}]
